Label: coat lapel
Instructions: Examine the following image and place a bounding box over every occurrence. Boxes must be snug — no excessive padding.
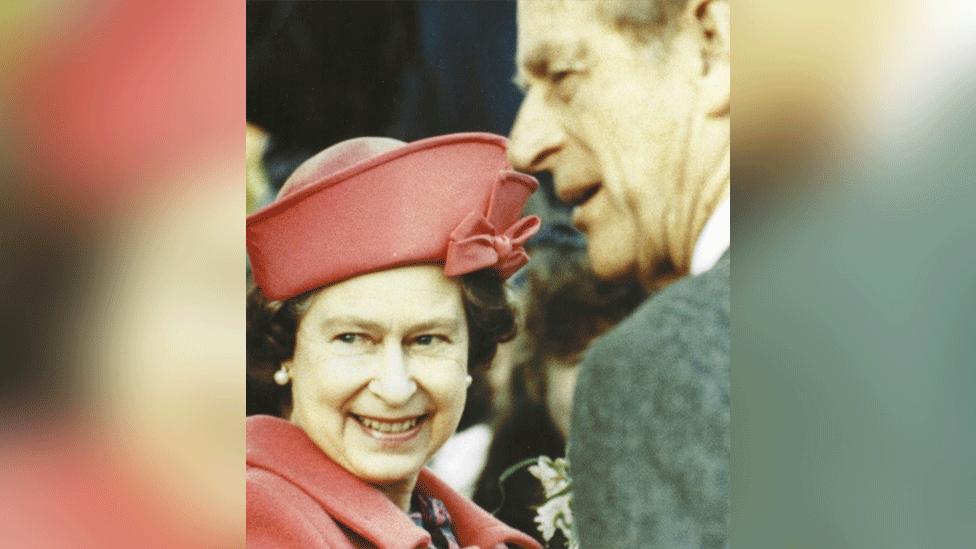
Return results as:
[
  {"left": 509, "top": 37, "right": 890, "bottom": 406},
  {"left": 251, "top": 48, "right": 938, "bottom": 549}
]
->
[{"left": 247, "top": 415, "right": 430, "bottom": 549}]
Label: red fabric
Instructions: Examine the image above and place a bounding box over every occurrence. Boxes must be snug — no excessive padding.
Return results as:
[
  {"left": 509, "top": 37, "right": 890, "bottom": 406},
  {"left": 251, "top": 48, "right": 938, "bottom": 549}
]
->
[
  {"left": 445, "top": 207, "right": 541, "bottom": 278},
  {"left": 15, "top": 0, "right": 243, "bottom": 213},
  {"left": 247, "top": 415, "right": 541, "bottom": 549},
  {"left": 0, "top": 427, "right": 228, "bottom": 548},
  {"left": 246, "top": 133, "right": 539, "bottom": 301}
]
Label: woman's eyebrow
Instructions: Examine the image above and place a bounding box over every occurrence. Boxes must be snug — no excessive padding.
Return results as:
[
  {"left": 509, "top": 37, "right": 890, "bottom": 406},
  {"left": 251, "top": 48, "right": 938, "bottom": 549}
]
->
[
  {"left": 408, "top": 318, "right": 461, "bottom": 333},
  {"left": 319, "top": 316, "right": 384, "bottom": 332}
]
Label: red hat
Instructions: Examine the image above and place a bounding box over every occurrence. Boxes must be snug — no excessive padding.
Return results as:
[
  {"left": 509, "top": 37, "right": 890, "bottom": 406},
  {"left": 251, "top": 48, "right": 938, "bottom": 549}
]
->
[{"left": 246, "top": 133, "right": 540, "bottom": 301}]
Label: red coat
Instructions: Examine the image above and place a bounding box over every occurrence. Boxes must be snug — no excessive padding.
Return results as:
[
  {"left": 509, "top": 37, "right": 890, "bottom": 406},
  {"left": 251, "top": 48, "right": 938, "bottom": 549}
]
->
[{"left": 247, "top": 415, "right": 542, "bottom": 549}]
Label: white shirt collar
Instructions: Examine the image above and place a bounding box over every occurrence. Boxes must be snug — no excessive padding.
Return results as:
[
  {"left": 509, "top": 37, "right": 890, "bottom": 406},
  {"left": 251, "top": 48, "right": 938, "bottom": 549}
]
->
[{"left": 690, "top": 197, "right": 730, "bottom": 276}]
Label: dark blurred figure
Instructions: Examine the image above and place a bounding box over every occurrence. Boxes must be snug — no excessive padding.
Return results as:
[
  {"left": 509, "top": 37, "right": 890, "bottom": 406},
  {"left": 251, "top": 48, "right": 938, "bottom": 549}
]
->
[
  {"left": 247, "top": 1, "right": 539, "bottom": 195},
  {"left": 473, "top": 228, "right": 644, "bottom": 546},
  {"left": 0, "top": 181, "right": 81, "bottom": 421},
  {"left": 247, "top": 1, "right": 422, "bottom": 189}
]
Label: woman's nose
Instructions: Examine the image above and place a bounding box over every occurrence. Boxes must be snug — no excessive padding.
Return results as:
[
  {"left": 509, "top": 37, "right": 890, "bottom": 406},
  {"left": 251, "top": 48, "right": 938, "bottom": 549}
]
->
[{"left": 367, "top": 346, "right": 417, "bottom": 406}]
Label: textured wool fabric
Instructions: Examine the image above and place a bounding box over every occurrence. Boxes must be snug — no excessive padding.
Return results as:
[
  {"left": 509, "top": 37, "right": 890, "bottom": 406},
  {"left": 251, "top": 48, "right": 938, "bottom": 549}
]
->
[
  {"left": 569, "top": 251, "right": 730, "bottom": 548},
  {"left": 246, "top": 133, "right": 539, "bottom": 300}
]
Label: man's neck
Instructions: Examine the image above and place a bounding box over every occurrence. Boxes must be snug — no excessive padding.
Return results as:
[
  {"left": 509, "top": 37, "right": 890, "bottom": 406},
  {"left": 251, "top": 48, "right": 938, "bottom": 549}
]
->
[{"left": 676, "top": 147, "right": 730, "bottom": 277}]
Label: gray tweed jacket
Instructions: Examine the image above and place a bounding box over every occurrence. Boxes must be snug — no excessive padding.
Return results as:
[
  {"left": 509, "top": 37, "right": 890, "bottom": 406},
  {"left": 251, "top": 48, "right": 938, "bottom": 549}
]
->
[{"left": 569, "top": 251, "right": 729, "bottom": 548}]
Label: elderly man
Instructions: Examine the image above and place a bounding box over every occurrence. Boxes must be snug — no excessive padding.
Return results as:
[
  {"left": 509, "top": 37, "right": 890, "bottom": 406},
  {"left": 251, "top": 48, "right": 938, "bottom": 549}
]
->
[{"left": 508, "top": 0, "right": 729, "bottom": 547}]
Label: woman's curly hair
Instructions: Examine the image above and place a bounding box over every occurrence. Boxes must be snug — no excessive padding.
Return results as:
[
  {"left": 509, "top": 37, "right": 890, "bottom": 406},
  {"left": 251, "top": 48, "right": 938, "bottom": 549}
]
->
[{"left": 246, "top": 268, "right": 516, "bottom": 416}]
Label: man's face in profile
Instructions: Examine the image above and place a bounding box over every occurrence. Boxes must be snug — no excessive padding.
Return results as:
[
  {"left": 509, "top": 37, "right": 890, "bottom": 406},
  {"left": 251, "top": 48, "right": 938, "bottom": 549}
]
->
[{"left": 508, "top": 1, "right": 713, "bottom": 285}]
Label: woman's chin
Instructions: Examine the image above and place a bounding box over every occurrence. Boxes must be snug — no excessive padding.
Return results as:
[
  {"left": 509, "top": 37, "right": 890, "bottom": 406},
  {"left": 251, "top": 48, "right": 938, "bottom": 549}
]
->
[{"left": 347, "top": 455, "right": 425, "bottom": 487}]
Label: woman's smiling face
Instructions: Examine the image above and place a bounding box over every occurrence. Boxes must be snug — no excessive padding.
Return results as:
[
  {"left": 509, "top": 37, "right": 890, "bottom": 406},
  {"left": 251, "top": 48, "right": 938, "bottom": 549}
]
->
[{"left": 285, "top": 265, "right": 469, "bottom": 491}]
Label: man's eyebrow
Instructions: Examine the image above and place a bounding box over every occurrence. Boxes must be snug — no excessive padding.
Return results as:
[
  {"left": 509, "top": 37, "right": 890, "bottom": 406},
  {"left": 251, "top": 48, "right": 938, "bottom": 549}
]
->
[
  {"left": 519, "top": 42, "right": 559, "bottom": 79},
  {"left": 515, "top": 40, "right": 589, "bottom": 88},
  {"left": 512, "top": 43, "right": 556, "bottom": 93}
]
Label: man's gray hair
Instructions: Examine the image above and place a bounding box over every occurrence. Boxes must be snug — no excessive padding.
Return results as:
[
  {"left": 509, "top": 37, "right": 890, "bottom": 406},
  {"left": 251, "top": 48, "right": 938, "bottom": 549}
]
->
[{"left": 595, "top": 0, "right": 690, "bottom": 42}]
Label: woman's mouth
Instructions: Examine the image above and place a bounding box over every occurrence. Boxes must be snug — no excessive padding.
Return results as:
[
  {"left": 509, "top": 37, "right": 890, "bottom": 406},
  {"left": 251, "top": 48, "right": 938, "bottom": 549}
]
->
[{"left": 352, "top": 413, "right": 428, "bottom": 440}]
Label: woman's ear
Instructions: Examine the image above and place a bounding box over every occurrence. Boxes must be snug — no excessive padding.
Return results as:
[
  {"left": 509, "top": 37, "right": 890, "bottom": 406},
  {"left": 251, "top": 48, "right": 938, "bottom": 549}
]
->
[{"left": 690, "top": 0, "right": 730, "bottom": 117}]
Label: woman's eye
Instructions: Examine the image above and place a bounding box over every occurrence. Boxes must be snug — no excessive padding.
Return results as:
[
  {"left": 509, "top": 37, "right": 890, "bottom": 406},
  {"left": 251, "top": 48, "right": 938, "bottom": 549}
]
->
[{"left": 414, "top": 335, "right": 443, "bottom": 346}]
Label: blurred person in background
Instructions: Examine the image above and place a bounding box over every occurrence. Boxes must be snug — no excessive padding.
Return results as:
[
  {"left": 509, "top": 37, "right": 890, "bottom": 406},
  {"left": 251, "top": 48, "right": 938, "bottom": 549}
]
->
[
  {"left": 1, "top": 169, "right": 246, "bottom": 549},
  {"left": 1, "top": 1, "right": 244, "bottom": 546},
  {"left": 246, "top": 123, "right": 273, "bottom": 213},
  {"left": 508, "top": 0, "right": 731, "bottom": 546},
  {"left": 730, "top": 2, "right": 976, "bottom": 547},
  {"left": 246, "top": 133, "right": 542, "bottom": 548},
  {"left": 473, "top": 229, "right": 644, "bottom": 547},
  {"left": 247, "top": 0, "right": 423, "bottom": 190},
  {"left": 246, "top": 1, "right": 526, "bottom": 193}
]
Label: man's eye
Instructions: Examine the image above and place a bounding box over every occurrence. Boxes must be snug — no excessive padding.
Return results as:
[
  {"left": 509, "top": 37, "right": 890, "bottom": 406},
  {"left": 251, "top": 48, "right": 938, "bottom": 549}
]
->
[
  {"left": 546, "top": 67, "right": 583, "bottom": 102},
  {"left": 335, "top": 333, "right": 362, "bottom": 344},
  {"left": 550, "top": 69, "right": 573, "bottom": 85}
]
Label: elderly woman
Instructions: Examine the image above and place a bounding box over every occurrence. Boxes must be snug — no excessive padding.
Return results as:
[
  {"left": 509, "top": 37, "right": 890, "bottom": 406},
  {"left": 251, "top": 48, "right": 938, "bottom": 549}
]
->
[{"left": 246, "top": 134, "right": 542, "bottom": 549}]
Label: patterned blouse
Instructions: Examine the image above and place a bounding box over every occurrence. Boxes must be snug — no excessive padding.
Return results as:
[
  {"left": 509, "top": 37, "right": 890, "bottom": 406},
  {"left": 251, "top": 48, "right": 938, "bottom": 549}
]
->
[{"left": 408, "top": 491, "right": 462, "bottom": 549}]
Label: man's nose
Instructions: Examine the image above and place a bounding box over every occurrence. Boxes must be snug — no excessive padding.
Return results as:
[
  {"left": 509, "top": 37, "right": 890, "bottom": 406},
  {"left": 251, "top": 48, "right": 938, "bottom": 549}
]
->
[
  {"left": 368, "top": 345, "right": 417, "bottom": 406},
  {"left": 508, "top": 90, "right": 563, "bottom": 173}
]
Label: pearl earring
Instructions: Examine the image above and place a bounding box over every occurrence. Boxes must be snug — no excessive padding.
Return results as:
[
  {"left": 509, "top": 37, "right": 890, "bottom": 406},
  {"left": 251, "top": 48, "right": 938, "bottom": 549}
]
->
[
  {"left": 273, "top": 367, "right": 291, "bottom": 386},
  {"left": 465, "top": 374, "right": 473, "bottom": 386}
]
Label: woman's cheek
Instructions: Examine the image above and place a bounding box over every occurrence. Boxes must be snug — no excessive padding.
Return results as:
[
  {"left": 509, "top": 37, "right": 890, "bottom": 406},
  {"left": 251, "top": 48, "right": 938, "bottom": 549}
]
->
[{"left": 411, "top": 356, "right": 468, "bottom": 393}]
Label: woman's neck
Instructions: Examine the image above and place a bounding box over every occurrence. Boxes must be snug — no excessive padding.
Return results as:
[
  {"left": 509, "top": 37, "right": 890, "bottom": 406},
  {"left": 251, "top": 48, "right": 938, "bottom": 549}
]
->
[{"left": 374, "top": 473, "right": 420, "bottom": 511}]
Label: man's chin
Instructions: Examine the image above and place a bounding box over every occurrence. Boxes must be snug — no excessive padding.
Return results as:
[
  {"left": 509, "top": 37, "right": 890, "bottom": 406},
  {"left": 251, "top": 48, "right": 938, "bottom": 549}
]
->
[{"left": 587, "top": 248, "right": 638, "bottom": 283}]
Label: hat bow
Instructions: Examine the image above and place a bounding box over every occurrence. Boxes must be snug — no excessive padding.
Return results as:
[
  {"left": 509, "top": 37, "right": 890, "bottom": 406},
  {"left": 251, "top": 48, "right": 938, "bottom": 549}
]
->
[{"left": 444, "top": 211, "right": 540, "bottom": 278}]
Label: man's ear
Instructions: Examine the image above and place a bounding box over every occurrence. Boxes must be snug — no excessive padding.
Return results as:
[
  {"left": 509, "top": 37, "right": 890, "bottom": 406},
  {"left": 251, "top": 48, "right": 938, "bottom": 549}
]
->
[{"left": 689, "top": 0, "right": 730, "bottom": 117}]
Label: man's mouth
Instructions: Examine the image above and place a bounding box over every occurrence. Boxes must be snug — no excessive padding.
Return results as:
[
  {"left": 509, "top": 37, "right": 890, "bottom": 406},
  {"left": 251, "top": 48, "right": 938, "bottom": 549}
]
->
[
  {"left": 575, "top": 185, "right": 600, "bottom": 206},
  {"left": 352, "top": 413, "right": 427, "bottom": 435},
  {"left": 563, "top": 182, "right": 601, "bottom": 208}
]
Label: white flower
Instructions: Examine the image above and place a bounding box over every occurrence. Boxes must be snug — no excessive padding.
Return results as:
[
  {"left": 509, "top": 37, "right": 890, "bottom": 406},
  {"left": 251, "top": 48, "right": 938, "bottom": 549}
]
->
[
  {"left": 528, "top": 456, "right": 571, "bottom": 499},
  {"left": 528, "top": 455, "right": 578, "bottom": 548},
  {"left": 533, "top": 493, "right": 572, "bottom": 543}
]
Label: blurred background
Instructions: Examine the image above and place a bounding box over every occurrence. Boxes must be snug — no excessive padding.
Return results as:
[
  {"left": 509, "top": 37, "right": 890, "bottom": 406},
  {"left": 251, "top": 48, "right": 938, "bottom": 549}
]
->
[
  {"left": 1, "top": 0, "right": 974, "bottom": 547},
  {"left": 1, "top": 1, "right": 245, "bottom": 546},
  {"left": 245, "top": 0, "right": 567, "bottom": 220}
]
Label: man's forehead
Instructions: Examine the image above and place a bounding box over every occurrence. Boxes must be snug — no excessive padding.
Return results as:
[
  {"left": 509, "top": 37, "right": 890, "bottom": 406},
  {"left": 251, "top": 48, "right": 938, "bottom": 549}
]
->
[{"left": 515, "top": 1, "right": 597, "bottom": 69}]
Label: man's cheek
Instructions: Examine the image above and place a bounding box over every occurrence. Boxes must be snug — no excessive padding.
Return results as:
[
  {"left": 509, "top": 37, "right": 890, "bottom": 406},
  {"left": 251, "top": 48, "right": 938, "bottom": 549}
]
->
[{"left": 589, "top": 216, "right": 639, "bottom": 279}]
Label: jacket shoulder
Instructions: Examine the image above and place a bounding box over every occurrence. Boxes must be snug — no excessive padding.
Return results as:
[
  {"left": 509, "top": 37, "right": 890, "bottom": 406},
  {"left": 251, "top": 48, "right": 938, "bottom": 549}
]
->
[
  {"left": 589, "top": 252, "right": 729, "bottom": 375},
  {"left": 247, "top": 466, "right": 356, "bottom": 549},
  {"left": 570, "top": 255, "right": 730, "bottom": 548}
]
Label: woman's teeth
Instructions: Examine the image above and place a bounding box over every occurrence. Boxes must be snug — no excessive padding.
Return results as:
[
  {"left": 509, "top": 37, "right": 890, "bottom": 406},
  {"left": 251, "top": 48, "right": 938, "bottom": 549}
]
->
[{"left": 356, "top": 415, "right": 422, "bottom": 434}]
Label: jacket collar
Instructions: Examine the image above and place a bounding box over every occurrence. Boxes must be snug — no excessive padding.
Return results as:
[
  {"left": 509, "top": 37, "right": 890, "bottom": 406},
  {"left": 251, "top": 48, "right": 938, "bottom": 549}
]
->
[
  {"left": 246, "top": 415, "right": 541, "bottom": 549},
  {"left": 248, "top": 415, "right": 428, "bottom": 548},
  {"left": 691, "top": 196, "right": 730, "bottom": 276}
]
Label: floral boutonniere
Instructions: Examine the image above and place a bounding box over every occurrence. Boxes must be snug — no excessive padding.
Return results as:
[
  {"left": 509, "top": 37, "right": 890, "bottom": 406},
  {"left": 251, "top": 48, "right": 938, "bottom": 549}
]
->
[{"left": 527, "top": 456, "right": 578, "bottom": 549}]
